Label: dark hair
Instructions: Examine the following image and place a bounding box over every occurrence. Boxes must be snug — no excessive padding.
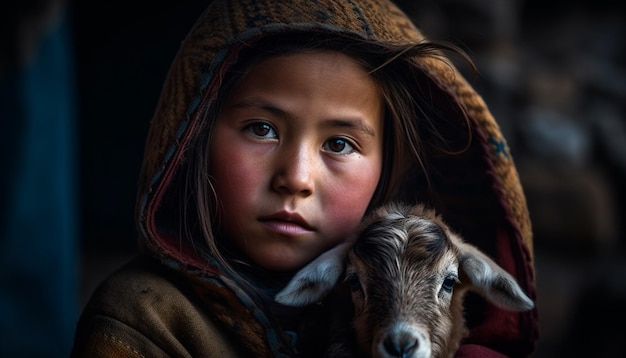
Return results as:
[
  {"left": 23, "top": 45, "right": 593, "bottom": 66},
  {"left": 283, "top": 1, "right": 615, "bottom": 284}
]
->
[{"left": 180, "top": 32, "right": 475, "bottom": 272}]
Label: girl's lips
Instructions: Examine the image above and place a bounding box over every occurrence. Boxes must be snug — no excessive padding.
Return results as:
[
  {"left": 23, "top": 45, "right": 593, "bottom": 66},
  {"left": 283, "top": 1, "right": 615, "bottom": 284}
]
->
[
  {"left": 259, "top": 211, "right": 314, "bottom": 236},
  {"left": 260, "top": 219, "right": 314, "bottom": 236}
]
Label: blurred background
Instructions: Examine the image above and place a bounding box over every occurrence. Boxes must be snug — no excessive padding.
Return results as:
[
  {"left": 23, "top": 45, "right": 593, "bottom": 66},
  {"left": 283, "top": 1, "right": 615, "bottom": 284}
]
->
[{"left": 1, "top": 0, "right": 624, "bottom": 356}]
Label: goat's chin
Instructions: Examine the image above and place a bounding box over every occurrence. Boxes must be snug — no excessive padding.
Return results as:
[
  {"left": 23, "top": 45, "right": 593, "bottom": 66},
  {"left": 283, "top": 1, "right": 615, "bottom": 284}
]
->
[{"left": 370, "top": 322, "right": 432, "bottom": 358}]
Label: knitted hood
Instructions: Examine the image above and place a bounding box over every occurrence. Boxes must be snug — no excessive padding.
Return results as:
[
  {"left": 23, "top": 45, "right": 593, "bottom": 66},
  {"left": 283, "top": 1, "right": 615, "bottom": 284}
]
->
[{"left": 134, "top": 0, "right": 537, "bottom": 355}]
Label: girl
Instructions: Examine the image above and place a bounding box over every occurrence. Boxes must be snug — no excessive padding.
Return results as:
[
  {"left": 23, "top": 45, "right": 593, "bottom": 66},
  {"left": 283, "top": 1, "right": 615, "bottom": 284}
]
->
[{"left": 72, "top": 0, "right": 538, "bottom": 357}]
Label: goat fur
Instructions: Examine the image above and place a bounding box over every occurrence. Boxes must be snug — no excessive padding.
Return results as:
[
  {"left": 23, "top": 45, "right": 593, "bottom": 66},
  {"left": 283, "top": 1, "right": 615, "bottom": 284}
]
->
[{"left": 275, "top": 202, "right": 534, "bottom": 358}]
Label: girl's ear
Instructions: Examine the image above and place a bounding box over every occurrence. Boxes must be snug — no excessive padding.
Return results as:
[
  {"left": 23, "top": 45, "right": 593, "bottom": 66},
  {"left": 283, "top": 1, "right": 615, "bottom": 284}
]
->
[
  {"left": 274, "top": 240, "right": 353, "bottom": 306},
  {"left": 457, "top": 241, "right": 534, "bottom": 312}
]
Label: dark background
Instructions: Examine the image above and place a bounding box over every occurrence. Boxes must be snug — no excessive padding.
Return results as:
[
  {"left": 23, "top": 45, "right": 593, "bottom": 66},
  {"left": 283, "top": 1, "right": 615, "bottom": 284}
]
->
[
  {"left": 73, "top": 1, "right": 208, "bottom": 249},
  {"left": 2, "top": 0, "right": 625, "bottom": 356}
]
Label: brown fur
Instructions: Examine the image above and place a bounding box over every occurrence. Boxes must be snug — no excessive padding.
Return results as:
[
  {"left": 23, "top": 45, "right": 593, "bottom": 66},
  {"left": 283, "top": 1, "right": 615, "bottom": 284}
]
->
[{"left": 342, "top": 202, "right": 533, "bottom": 358}]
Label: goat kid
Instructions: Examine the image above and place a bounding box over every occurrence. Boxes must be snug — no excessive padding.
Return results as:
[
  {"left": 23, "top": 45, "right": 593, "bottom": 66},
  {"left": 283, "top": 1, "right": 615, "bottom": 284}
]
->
[{"left": 275, "top": 203, "right": 534, "bottom": 358}]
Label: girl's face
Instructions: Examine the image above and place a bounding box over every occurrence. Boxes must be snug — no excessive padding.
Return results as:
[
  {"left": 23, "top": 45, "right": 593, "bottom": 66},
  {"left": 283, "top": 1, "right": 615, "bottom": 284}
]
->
[{"left": 210, "top": 50, "right": 384, "bottom": 271}]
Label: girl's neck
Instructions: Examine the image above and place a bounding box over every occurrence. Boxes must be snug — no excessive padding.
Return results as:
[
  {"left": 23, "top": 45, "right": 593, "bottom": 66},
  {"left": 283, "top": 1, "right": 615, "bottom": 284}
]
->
[{"left": 218, "top": 237, "right": 297, "bottom": 297}]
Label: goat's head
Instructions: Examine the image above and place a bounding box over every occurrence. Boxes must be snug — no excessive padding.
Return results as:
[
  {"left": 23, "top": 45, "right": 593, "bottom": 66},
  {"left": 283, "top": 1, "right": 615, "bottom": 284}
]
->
[
  {"left": 275, "top": 202, "right": 534, "bottom": 358},
  {"left": 345, "top": 203, "right": 534, "bottom": 357}
]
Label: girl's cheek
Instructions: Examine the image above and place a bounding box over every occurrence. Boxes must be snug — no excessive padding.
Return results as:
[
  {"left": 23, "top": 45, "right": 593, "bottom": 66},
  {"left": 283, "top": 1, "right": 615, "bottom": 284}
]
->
[{"left": 324, "top": 167, "right": 381, "bottom": 230}]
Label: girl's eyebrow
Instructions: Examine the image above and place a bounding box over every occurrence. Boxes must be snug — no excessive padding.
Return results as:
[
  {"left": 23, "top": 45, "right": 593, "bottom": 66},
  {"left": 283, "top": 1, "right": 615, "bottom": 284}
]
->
[
  {"left": 231, "top": 97, "right": 377, "bottom": 137},
  {"left": 231, "top": 98, "right": 285, "bottom": 116},
  {"left": 323, "top": 118, "right": 376, "bottom": 137}
]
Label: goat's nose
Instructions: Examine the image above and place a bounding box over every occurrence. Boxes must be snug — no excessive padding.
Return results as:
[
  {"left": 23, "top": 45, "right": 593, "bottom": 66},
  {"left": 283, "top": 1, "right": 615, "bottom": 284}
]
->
[
  {"left": 383, "top": 335, "right": 418, "bottom": 357},
  {"left": 378, "top": 323, "right": 431, "bottom": 358}
]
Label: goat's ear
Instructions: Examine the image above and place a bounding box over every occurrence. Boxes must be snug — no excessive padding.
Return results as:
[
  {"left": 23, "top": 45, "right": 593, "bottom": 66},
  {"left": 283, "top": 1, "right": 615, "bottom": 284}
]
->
[
  {"left": 274, "top": 240, "right": 352, "bottom": 306},
  {"left": 458, "top": 241, "right": 534, "bottom": 312}
]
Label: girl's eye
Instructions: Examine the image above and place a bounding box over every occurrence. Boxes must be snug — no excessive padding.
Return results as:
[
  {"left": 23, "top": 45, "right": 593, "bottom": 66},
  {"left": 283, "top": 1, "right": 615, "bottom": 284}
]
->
[
  {"left": 246, "top": 122, "right": 277, "bottom": 139},
  {"left": 323, "top": 137, "right": 355, "bottom": 155}
]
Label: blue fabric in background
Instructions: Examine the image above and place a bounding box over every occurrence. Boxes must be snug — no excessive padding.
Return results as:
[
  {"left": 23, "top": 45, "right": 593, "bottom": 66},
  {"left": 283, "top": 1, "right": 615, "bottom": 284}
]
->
[{"left": 0, "top": 8, "right": 78, "bottom": 357}]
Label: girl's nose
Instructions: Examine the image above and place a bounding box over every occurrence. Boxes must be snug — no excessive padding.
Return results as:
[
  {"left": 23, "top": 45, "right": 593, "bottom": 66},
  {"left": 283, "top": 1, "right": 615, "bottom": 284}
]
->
[{"left": 271, "top": 146, "right": 315, "bottom": 197}]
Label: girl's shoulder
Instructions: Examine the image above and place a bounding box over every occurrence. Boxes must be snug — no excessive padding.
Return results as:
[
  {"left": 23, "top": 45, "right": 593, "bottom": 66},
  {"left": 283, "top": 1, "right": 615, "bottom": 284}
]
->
[{"left": 73, "top": 255, "right": 243, "bottom": 357}]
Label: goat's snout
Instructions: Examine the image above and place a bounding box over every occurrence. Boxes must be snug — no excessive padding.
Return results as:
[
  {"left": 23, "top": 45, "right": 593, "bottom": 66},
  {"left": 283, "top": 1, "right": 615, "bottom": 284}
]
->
[
  {"left": 382, "top": 334, "right": 417, "bottom": 357},
  {"left": 376, "top": 323, "right": 431, "bottom": 358}
]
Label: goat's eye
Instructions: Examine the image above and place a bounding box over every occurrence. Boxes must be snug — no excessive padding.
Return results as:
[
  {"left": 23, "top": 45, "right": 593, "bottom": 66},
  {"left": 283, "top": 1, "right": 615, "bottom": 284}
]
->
[
  {"left": 442, "top": 275, "right": 457, "bottom": 293},
  {"left": 345, "top": 273, "right": 362, "bottom": 293}
]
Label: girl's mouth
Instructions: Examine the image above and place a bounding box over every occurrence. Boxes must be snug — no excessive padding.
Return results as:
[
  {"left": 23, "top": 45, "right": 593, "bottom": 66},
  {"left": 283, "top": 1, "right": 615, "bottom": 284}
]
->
[
  {"left": 259, "top": 211, "right": 314, "bottom": 236},
  {"left": 260, "top": 219, "right": 313, "bottom": 236}
]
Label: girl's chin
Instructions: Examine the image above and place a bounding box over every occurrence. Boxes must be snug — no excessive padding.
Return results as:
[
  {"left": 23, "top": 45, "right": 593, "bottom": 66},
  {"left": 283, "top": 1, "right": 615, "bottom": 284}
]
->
[{"left": 252, "top": 251, "right": 313, "bottom": 272}]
